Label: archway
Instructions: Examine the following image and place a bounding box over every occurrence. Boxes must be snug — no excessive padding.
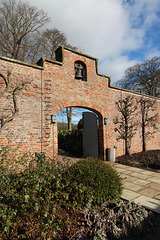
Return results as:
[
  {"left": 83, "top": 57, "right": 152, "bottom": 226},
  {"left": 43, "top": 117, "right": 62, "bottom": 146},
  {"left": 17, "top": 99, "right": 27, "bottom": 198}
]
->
[{"left": 57, "top": 106, "right": 104, "bottom": 159}]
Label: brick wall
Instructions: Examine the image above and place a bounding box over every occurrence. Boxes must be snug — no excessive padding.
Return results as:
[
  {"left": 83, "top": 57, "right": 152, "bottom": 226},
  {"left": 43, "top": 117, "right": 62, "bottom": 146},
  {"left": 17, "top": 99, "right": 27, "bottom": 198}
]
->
[
  {"left": 0, "top": 47, "right": 159, "bottom": 159},
  {"left": 0, "top": 56, "right": 43, "bottom": 154}
]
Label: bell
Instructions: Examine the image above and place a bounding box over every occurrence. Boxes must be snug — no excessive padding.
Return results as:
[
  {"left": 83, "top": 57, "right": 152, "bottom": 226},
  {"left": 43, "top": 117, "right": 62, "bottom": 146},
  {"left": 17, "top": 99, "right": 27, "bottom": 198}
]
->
[{"left": 75, "top": 69, "right": 83, "bottom": 79}]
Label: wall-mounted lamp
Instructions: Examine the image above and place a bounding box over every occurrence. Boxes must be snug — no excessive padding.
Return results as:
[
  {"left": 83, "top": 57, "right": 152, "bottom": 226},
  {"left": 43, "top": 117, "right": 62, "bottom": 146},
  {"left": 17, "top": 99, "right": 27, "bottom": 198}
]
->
[
  {"left": 35, "top": 152, "right": 41, "bottom": 157},
  {"left": 104, "top": 117, "right": 108, "bottom": 125},
  {"left": 7, "top": 70, "right": 11, "bottom": 77},
  {"left": 51, "top": 114, "right": 57, "bottom": 124}
]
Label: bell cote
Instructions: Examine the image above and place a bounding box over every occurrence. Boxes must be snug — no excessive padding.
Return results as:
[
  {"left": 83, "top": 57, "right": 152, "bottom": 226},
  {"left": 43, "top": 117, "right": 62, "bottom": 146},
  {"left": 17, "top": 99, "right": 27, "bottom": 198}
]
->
[{"left": 74, "top": 60, "right": 87, "bottom": 81}]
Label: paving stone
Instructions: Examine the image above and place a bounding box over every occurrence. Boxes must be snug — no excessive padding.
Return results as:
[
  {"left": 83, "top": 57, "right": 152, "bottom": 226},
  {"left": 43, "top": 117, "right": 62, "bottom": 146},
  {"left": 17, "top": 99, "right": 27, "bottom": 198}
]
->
[
  {"left": 121, "top": 189, "right": 141, "bottom": 201},
  {"left": 113, "top": 167, "right": 126, "bottom": 173},
  {"left": 121, "top": 177, "right": 138, "bottom": 184},
  {"left": 137, "top": 188, "right": 159, "bottom": 198},
  {"left": 147, "top": 182, "right": 160, "bottom": 191},
  {"left": 119, "top": 174, "right": 129, "bottom": 179},
  {"left": 114, "top": 164, "right": 130, "bottom": 169},
  {"left": 134, "top": 179, "right": 151, "bottom": 186},
  {"left": 152, "top": 172, "right": 160, "bottom": 177},
  {"left": 154, "top": 194, "right": 160, "bottom": 200},
  {"left": 148, "top": 177, "right": 160, "bottom": 184},
  {"left": 123, "top": 182, "right": 145, "bottom": 192},
  {"left": 130, "top": 171, "right": 150, "bottom": 179},
  {"left": 125, "top": 166, "right": 144, "bottom": 172},
  {"left": 139, "top": 170, "right": 155, "bottom": 176},
  {"left": 134, "top": 196, "right": 160, "bottom": 214},
  {"left": 110, "top": 162, "right": 160, "bottom": 212},
  {"left": 133, "top": 168, "right": 147, "bottom": 173},
  {"left": 125, "top": 176, "right": 138, "bottom": 182},
  {"left": 119, "top": 170, "right": 135, "bottom": 176}
]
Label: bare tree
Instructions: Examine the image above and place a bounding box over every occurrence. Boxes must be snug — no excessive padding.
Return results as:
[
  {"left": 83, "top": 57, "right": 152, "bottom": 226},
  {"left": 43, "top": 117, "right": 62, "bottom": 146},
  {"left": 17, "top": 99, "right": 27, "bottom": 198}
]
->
[
  {"left": 0, "top": 71, "right": 32, "bottom": 131},
  {"left": 138, "top": 97, "right": 158, "bottom": 152},
  {"left": 0, "top": 0, "right": 50, "bottom": 62},
  {"left": 39, "top": 28, "right": 77, "bottom": 60},
  {"left": 114, "top": 57, "right": 160, "bottom": 97},
  {"left": 16, "top": 32, "right": 43, "bottom": 64},
  {"left": 59, "top": 107, "right": 78, "bottom": 131},
  {"left": 114, "top": 95, "right": 138, "bottom": 155}
]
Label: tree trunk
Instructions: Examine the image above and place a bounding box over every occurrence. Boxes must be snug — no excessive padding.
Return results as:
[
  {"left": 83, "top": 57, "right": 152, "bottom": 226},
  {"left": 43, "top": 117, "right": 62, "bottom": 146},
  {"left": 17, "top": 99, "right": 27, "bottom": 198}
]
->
[
  {"left": 141, "top": 107, "right": 146, "bottom": 152},
  {"left": 66, "top": 107, "right": 72, "bottom": 131},
  {"left": 68, "top": 117, "right": 72, "bottom": 131},
  {"left": 125, "top": 140, "right": 131, "bottom": 155},
  {"left": 142, "top": 124, "right": 146, "bottom": 152}
]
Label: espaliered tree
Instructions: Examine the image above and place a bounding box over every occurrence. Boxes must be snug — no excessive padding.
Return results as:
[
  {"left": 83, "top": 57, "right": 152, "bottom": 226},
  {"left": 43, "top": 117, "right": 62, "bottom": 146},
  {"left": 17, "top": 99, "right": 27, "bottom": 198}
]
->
[
  {"left": 138, "top": 97, "right": 158, "bottom": 152},
  {"left": 114, "top": 95, "right": 138, "bottom": 155},
  {"left": 0, "top": 71, "right": 32, "bottom": 132}
]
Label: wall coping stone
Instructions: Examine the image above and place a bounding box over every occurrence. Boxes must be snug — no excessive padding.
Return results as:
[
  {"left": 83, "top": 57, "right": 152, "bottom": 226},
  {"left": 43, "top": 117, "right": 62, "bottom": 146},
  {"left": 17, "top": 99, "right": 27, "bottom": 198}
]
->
[
  {"left": 0, "top": 55, "right": 43, "bottom": 70},
  {"left": 109, "top": 85, "right": 160, "bottom": 100}
]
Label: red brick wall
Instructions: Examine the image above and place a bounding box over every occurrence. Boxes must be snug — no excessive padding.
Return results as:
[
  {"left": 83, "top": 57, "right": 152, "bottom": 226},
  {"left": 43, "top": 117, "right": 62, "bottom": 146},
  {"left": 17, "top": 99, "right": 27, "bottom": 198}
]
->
[
  {"left": 0, "top": 47, "right": 160, "bottom": 159},
  {"left": 0, "top": 57, "right": 43, "bottom": 154}
]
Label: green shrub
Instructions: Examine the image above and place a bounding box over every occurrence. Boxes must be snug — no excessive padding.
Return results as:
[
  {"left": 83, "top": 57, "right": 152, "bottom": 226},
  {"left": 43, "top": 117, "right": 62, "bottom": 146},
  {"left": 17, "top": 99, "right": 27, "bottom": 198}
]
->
[
  {"left": 58, "top": 129, "right": 83, "bottom": 156},
  {"left": 0, "top": 148, "right": 122, "bottom": 239},
  {"left": 64, "top": 158, "right": 122, "bottom": 205},
  {"left": 0, "top": 149, "right": 90, "bottom": 239}
]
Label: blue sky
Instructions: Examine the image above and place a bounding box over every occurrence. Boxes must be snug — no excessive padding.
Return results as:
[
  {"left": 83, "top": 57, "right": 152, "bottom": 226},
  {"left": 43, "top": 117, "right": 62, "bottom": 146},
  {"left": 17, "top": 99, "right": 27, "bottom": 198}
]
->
[
  {"left": 58, "top": 107, "right": 93, "bottom": 124},
  {"left": 24, "top": 0, "right": 160, "bottom": 84},
  {"left": 24, "top": 0, "right": 160, "bottom": 123}
]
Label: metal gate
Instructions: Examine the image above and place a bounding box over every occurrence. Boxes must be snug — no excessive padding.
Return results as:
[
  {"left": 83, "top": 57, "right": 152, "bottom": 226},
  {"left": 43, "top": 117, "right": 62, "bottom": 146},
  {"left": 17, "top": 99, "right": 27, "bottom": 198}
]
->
[{"left": 83, "top": 112, "right": 99, "bottom": 158}]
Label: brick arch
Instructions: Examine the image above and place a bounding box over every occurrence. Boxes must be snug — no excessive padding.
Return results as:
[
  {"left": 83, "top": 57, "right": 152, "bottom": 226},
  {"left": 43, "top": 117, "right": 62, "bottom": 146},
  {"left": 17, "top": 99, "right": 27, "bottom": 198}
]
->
[
  {"left": 55, "top": 101, "right": 105, "bottom": 159},
  {"left": 55, "top": 100, "right": 105, "bottom": 118}
]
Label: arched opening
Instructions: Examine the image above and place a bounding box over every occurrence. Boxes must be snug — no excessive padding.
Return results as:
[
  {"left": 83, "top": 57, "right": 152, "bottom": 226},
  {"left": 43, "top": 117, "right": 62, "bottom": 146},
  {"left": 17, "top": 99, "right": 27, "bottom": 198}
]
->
[{"left": 57, "top": 106, "right": 104, "bottom": 159}]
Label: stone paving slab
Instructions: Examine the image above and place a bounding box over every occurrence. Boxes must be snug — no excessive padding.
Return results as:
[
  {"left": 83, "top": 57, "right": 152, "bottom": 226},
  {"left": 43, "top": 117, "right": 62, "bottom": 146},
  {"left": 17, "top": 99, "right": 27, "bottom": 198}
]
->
[
  {"left": 134, "top": 196, "right": 160, "bottom": 214},
  {"left": 123, "top": 181, "right": 145, "bottom": 192},
  {"left": 109, "top": 162, "right": 160, "bottom": 214},
  {"left": 148, "top": 177, "right": 160, "bottom": 184},
  {"left": 139, "top": 170, "right": 155, "bottom": 176},
  {"left": 134, "top": 179, "right": 151, "bottom": 186},
  {"left": 121, "top": 189, "right": 141, "bottom": 201},
  {"left": 147, "top": 182, "right": 160, "bottom": 191},
  {"left": 138, "top": 188, "right": 159, "bottom": 198},
  {"left": 129, "top": 171, "right": 151, "bottom": 179},
  {"left": 155, "top": 195, "right": 160, "bottom": 200}
]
